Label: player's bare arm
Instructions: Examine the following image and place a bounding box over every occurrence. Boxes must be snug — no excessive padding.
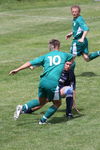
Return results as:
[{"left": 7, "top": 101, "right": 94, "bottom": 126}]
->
[
  {"left": 9, "top": 62, "right": 31, "bottom": 75},
  {"left": 78, "top": 30, "right": 89, "bottom": 43},
  {"left": 29, "top": 65, "right": 39, "bottom": 70}
]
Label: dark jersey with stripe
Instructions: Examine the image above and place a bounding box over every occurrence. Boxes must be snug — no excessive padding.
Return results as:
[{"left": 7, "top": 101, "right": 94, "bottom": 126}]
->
[{"left": 59, "top": 69, "right": 76, "bottom": 90}]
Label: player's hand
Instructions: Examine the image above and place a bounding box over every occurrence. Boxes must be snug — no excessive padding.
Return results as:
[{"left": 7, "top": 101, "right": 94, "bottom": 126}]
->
[
  {"left": 9, "top": 69, "right": 18, "bottom": 75},
  {"left": 65, "top": 34, "right": 72, "bottom": 40},
  {"left": 78, "top": 38, "right": 84, "bottom": 43}
]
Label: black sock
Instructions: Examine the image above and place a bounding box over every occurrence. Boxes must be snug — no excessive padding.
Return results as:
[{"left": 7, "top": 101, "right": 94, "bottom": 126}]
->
[{"left": 66, "top": 97, "right": 73, "bottom": 116}]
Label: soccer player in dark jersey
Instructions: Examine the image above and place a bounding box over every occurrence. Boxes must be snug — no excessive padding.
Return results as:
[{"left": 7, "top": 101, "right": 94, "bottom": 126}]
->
[{"left": 59, "top": 62, "right": 76, "bottom": 119}]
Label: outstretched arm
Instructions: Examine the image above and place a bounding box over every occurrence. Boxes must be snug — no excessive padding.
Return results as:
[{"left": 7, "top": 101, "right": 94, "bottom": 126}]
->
[
  {"left": 29, "top": 65, "right": 39, "bottom": 70},
  {"left": 9, "top": 62, "right": 31, "bottom": 75}
]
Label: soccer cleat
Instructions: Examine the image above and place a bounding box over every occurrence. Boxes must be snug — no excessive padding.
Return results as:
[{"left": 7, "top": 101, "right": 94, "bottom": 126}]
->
[
  {"left": 14, "top": 105, "right": 22, "bottom": 120},
  {"left": 66, "top": 113, "right": 73, "bottom": 120},
  {"left": 39, "top": 120, "right": 48, "bottom": 125}
]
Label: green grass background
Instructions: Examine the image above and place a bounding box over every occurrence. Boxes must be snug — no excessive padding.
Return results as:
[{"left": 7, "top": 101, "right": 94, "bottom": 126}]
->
[{"left": 0, "top": 0, "right": 100, "bottom": 150}]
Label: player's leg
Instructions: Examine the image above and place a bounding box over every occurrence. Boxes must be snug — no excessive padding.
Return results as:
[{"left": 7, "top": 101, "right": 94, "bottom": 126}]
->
[
  {"left": 14, "top": 86, "right": 47, "bottom": 120},
  {"left": 82, "top": 51, "right": 100, "bottom": 62},
  {"left": 82, "top": 39, "right": 100, "bottom": 61},
  {"left": 14, "top": 99, "right": 46, "bottom": 120},
  {"left": 21, "top": 86, "right": 48, "bottom": 115},
  {"left": 82, "top": 53, "right": 89, "bottom": 61},
  {"left": 21, "top": 99, "right": 46, "bottom": 113},
  {"left": 39, "top": 100, "right": 61, "bottom": 124},
  {"left": 39, "top": 86, "right": 61, "bottom": 124},
  {"left": 70, "top": 40, "right": 83, "bottom": 57},
  {"left": 60, "top": 86, "right": 73, "bottom": 118}
]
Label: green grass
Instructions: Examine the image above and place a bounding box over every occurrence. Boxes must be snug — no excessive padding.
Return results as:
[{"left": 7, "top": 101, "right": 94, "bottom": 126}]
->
[{"left": 0, "top": 0, "right": 100, "bottom": 150}]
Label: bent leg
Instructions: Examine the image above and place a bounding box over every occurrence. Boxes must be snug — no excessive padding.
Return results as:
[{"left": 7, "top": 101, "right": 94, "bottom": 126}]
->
[
  {"left": 88, "top": 51, "right": 100, "bottom": 60},
  {"left": 22, "top": 98, "right": 46, "bottom": 113},
  {"left": 60, "top": 86, "right": 73, "bottom": 116},
  {"left": 40, "top": 100, "right": 61, "bottom": 123},
  {"left": 82, "top": 53, "right": 90, "bottom": 62},
  {"left": 65, "top": 87, "right": 73, "bottom": 116},
  {"left": 82, "top": 51, "right": 100, "bottom": 62}
]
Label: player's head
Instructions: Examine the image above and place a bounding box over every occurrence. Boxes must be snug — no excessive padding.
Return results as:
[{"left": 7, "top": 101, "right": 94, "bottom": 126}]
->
[
  {"left": 64, "top": 62, "right": 72, "bottom": 71},
  {"left": 71, "top": 5, "right": 81, "bottom": 18},
  {"left": 48, "top": 39, "right": 60, "bottom": 51}
]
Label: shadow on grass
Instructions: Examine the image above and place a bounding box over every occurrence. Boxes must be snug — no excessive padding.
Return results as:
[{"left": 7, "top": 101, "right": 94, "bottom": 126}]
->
[
  {"left": 16, "top": 113, "right": 85, "bottom": 126},
  {"left": 76, "top": 72, "right": 99, "bottom": 77},
  {"left": 50, "top": 113, "right": 85, "bottom": 124},
  {"left": 57, "top": 108, "right": 84, "bottom": 114},
  {"left": 14, "top": 112, "right": 42, "bottom": 126},
  {"left": 15, "top": 107, "right": 85, "bottom": 125},
  {"left": 38, "top": 108, "right": 85, "bottom": 124},
  {"left": 50, "top": 107, "right": 85, "bottom": 124},
  {"left": 50, "top": 116, "right": 68, "bottom": 124}
]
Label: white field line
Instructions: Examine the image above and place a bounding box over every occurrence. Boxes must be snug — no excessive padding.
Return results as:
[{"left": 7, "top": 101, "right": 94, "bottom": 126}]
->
[
  {"left": 0, "top": 12, "right": 100, "bottom": 21},
  {"left": 0, "top": 58, "right": 35, "bottom": 64},
  {"left": 0, "top": 6, "right": 68, "bottom": 13},
  {"left": 0, "top": 59, "right": 25, "bottom": 64},
  {"left": 0, "top": 13, "right": 68, "bottom": 20},
  {"left": 0, "top": 55, "right": 39, "bottom": 64}
]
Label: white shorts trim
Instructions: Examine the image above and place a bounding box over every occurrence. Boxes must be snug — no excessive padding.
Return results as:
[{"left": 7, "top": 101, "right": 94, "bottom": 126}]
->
[
  {"left": 72, "top": 43, "right": 77, "bottom": 56},
  {"left": 53, "top": 86, "right": 60, "bottom": 100}
]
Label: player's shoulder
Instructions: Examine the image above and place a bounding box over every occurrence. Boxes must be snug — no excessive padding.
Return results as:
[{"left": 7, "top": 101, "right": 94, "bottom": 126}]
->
[
  {"left": 46, "top": 50, "right": 65, "bottom": 55},
  {"left": 59, "top": 51, "right": 73, "bottom": 58},
  {"left": 61, "top": 51, "right": 71, "bottom": 55},
  {"left": 63, "top": 51, "right": 74, "bottom": 57},
  {"left": 45, "top": 50, "right": 73, "bottom": 57},
  {"left": 77, "top": 15, "right": 85, "bottom": 22}
]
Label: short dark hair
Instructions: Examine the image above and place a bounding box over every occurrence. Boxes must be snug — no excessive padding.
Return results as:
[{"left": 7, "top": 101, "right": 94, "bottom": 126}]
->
[
  {"left": 71, "top": 5, "right": 81, "bottom": 13},
  {"left": 49, "top": 39, "right": 60, "bottom": 49}
]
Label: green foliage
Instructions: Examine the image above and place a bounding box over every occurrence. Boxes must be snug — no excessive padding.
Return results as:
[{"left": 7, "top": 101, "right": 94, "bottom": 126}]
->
[{"left": 0, "top": 0, "right": 100, "bottom": 150}]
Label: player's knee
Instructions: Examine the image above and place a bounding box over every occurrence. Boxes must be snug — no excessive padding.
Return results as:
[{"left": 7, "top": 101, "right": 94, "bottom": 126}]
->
[
  {"left": 85, "top": 58, "right": 90, "bottom": 62},
  {"left": 83, "top": 54, "right": 90, "bottom": 62},
  {"left": 56, "top": 101, "right": 61, "bottom": 108},
  {"left": 64, "top": 87, "right": 73, "bottom": 97},
  {"left": 53, "top": 100, "right": 61, "bottom": 108}
]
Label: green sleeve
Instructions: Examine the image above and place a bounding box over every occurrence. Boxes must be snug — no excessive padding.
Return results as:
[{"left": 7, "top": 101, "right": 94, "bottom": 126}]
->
[
  {"left": 66, "top": 53, "right": 74, "bottom": 61},
  {"left": 78, "top": 16, "right": 89, "bottom": 31},
  {"left": 30, "top": 55, "right": 45, "bottom": 66}
]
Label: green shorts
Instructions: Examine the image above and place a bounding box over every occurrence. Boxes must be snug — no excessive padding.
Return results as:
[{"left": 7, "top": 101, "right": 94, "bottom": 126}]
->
[
  {"left": 70, "top": 38, "right": 89, "bottom": 56},
  {"left": 38, "top": 78, "right": 61, "bottom": 101}
]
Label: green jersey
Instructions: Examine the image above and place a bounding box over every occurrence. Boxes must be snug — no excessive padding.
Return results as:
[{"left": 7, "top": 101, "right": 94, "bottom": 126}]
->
[
  {"left": 72, "top": 16, "right": 89, "bottom": 39},
  {"left": 30, "top": 50, "right": 73, "bottom": 88}
]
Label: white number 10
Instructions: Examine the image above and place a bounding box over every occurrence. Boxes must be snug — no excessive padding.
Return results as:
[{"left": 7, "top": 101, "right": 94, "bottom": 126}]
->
[{"left": 48, "top": 55, "right": 61, "bottom": 66}]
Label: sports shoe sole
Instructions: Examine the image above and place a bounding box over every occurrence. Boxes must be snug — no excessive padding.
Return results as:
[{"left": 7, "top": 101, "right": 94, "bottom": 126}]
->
[{"left": 14, "top": 105, "right": 22, "bottom": 120}]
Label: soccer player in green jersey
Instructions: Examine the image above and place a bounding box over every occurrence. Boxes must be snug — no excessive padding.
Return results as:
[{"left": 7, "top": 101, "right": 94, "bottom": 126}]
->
[
  {"left": 21, "top": 61, "right": 79, "bottom": 119},
  {"left": 9, "top": 39, "right": 74, "bottom": 124},
  {"left": 66, "top": 5, "right": 100, "bottom": 61}
]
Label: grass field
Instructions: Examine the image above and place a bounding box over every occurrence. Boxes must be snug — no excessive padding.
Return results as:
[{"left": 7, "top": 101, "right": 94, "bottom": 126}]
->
[{"left": 0, "top": 0, "right": 100, "bottom": 150}]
